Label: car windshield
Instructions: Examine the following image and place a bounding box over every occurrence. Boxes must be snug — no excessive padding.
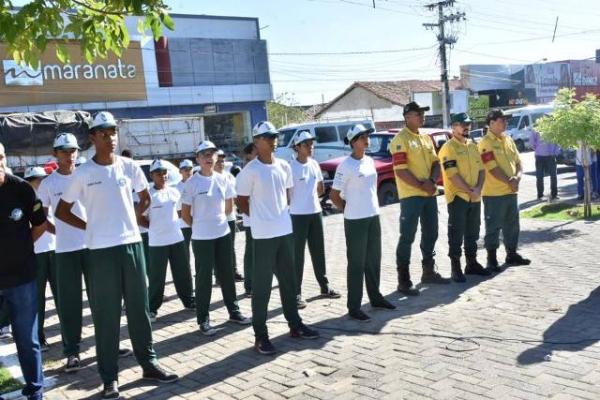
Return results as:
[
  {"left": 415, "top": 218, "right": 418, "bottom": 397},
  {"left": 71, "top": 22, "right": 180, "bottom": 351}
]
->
[
  {"left": 277, "top": 128, "right": 296, "bottom": 147},
  {"left": 507, "top": 115, "right": 520, "bottom": 130},
  {"left": 366, "top": 134, "right": 392, "bottom": 155}
]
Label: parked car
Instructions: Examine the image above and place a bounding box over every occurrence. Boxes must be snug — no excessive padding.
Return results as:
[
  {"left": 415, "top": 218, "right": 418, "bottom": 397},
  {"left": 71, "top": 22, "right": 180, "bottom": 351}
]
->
[
  {"left": 274, "top": 118, "right": 375, "bottom": 163},
  {"left": 470, "top": 128, "right": 485, "bottom": 143},
  {"left": 557, "top": 148, "right": 576, "bottom": 166},
  {"left": 505, "top": 104, "right": 554, "bottom": 152},
  {"left": 320, "top": 128, "right": 451, "bottom": 206}
]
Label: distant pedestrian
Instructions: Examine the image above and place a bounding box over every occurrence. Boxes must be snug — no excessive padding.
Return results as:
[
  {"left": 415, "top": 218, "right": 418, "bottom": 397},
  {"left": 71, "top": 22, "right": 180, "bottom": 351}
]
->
[
  {"left": 530, "top": 129, "right": 560, "bottom": 200},
  {"left": 575, "top": 147, "right": 599, "bottom": 200}
]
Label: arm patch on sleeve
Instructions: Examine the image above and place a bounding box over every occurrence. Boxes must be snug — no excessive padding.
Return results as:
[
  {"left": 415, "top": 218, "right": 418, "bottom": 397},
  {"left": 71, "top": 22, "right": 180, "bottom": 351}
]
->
[
  {"left": 392, "top": 152, "right": 408, "bottom": 166},
  {"left": 481, "top": 151, "right": 495, "bottom": 163},
  {"left": 443, "top": 160, "right": 457, "bottom": 169}
]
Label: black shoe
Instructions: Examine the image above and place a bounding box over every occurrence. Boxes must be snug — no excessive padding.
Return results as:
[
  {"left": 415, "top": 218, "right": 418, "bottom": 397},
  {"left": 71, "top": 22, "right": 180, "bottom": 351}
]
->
[
  {"left": 142, "top": 364, "right": 179, "bottom": 383},
  {"left": 228, "top": 311, "right": 252, "bottom": 325},
  {"left": 320, "top": 288, "right": 342, "bottom": 299},
  {"left": 234, "top": 271, "right": 244, "bottom": 282},
  {"left": 505, "top": 252, "right": 531, "bottom": 266},
  {"left": 349, "top": 309, "right": 371, "bottom": 322},
  {"left": 371, "top": 299, "right": 397, "bottom": 310},
  {"left": 65, "top": 354, "right": 81, "bottom": 373},
  {"left": 40, "top": 338, "right": 49, "bottom": 352},
  {"left": 118, "top": 348, "right": 133, "bottom": 358},
  {"left": 486, "top": 249, "right": 504, "bottom": 273},
  {"left": 101, "top": 381, "right": 119, "bottom": 399},
  {"left": 421, "top": 270, "right": 452, "bottom": 284},
  {"left": 397, "top": 281, "right": 420, "bottom": 296},
  {"left": 244, "top": 290, "right": 252, "bottom": 298},
  {"left": 296, "top": 296, "right": 307, "bottom": 309},
  {"left": 200, "top": 321, "right": 219, "bottom": 336},
  {"left": 450, "top": 257, "right": 466, "bottom": 283},
  {"left": 465, "top": 257, "right": 491, "bottom": 276},
  {"left": 254, "top": 337, "right": 276, "bottom": 355},
  {"left": 183, "top": 298, "right": 196, "bottom": 309},
  {"left": 290, "top": 323, "right": 319, "bottom": 339}
]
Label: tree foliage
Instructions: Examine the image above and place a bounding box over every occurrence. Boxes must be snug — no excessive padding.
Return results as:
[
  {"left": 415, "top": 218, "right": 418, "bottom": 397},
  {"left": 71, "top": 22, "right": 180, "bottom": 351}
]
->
[
  {"left": 267, "top": 92, "right": 308, "bottom": 128},
  {"left": 0, "top": 0, "right": 174, "bottom": 68}
]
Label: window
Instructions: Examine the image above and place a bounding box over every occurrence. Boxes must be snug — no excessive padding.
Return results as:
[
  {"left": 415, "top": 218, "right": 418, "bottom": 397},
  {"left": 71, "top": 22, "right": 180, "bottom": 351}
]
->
[
  {"left": 507, "top": 115, "right": 520, "bottom": 130},
  {"left": 337, "top": 124, "right": 354, "bottom": 140},
  {"left": 314, "top": 126, "right": 338, "bottom": 143},
  {"left": 518, "top": 116, "right": 530, "bottom": 130},
  {"left": 277, "top": 129, "right": 296, "bottom": 147}
]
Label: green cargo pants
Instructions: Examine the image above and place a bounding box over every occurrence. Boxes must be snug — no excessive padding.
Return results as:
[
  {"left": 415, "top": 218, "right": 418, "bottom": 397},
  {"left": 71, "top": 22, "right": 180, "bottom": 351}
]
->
[
  {"left": 55, "top": 249, "right": 89, "bottom": 357},
  {"left": 228, "top": 220, "right": 238, "bottom": 272},
  {"left": 483, "top": 194, "right": 520, "bottom": 252},
  {"left": 192, "top": 234, "right": 239, "bottom": 325},
  {"left": 148, "top": 240, "right": 194, "bottom": 313},
  {"left": 36, "top": 250, "right": 57, "bottom": 342},
  {"left": 181, "top": 227, "right": 192, "bottom": 265},
  {"left": 243, "top": 227, "right": 254, "bottom": 294},
  {"left": 344, "top": 216, "right": 385, "bottom": 313},
  {"left": 291, "top": 213, "right": 329, "bottom": 296},
  {"left": 447, "top": 197, "right": 481, "bottom": 259},
  {"left": 87, "top": 242, "right": 157, "bottom": 384},
  {"left": 141, "top": 232, "right": 150, "bottom": 277},
  {"left": 252, "top": 234, "right": 302, "bottom": 339},
  {"left": 396, "top": 196, "right": 438, "bottom": 267}
]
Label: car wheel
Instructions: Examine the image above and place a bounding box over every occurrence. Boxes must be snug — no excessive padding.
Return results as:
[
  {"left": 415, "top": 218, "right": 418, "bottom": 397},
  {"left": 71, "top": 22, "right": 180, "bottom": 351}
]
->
[
  {"left": 515, "top": 139, "right": 525, "bottom": 152},
  {"left": 377, "top": 182, "right": 399, "bottom": 206}
]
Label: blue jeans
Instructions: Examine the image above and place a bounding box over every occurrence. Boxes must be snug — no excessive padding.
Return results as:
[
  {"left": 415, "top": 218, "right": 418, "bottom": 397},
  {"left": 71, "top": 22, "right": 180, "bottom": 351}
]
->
[
  {"left": 0, "top": 280, "right": 44, "bottom": 400},
  {"left": 576, "top": 162, "right": 599, "bottom": 197}
]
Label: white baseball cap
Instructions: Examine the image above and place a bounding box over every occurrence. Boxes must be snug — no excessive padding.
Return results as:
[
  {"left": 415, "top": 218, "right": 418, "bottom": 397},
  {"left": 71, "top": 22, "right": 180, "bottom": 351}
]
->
[
  {"left": 346, "top": 124, "right": 374, "bottom": 142},
  {"left": 53, "top": 132, "right": 81, "bottom": 150},
  {"left": 216, "top": 149, "right": 226, "bottom": 157},
  {"left": 179, "top": 159, "right": 194, "bottom": 169},
  {"left": 293, "top": 130, "right": 315, "bottom": 146},
  {"left": 150, "top": 159, "right": 169, "bottom": 173},
  {"left": 252, "top": 121, "right": 278, "bottom": 137},
  {"left": 196, "top": 140, "right": 217, "bottom": 153},
  {"left": 24, "top": 166, "right": 47, "bottom": 179},
  {"left": 90, "top": 111, "right": 117, "bottom": 130}
]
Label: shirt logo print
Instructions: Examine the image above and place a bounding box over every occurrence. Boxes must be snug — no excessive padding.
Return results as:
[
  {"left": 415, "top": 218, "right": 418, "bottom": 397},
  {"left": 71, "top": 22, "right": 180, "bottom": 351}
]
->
[
  {"left": 9, "top": 208, "right": 23, "bottom": 221},
  {"left": 117, "top": 178, "right": 127, "bottom": 187}
]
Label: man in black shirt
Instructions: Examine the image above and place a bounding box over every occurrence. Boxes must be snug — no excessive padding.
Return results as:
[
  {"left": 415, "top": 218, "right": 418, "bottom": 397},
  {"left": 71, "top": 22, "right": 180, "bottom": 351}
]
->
[{"left": 0, "top": 142, "right": 46, "bottom": 400}]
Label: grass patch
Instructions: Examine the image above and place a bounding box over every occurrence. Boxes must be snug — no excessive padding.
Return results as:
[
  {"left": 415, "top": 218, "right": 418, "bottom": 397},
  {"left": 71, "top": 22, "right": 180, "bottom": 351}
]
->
[
  {"left": 0, "top": 361, "right": 23, "bottom": 395},
  {"left": 521, "top": 202, "right": 600, "bottom": 221}
]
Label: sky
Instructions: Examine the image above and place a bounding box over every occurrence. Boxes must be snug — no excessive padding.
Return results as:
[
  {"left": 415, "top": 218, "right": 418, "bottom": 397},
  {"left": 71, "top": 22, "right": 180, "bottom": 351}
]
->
[{"left": 164, "top": 0, "right": 600, "bottom": 105}]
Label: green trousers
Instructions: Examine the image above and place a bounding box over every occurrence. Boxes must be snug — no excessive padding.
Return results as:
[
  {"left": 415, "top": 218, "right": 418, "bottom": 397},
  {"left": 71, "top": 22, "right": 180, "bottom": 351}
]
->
[
  {"left": 192, "top": 235, "right": 239, "bottom": 325},
  {"left": 141, "top": 232, "right": 150, "bottom": 277},
  {"left": 447, "top": 197, "right": 481, "bottom": 259},
  {"left": 483, "top": 194, "right": 520, "bottom": 252},
  {"left": 396, "top": 196, "right": 438, "bottom": 267},
  {"left": 87, "top": 242, "right": 157, "bottom": 384},
  {"left": 55, "top": 249, "right": 89, "bottom": 357},
  {"left": 148, "top": 241, "right": 194, "bottom": 313},
  {"left": 291, "top": 213, "right": 329, "bottom": 296},
  {"left": 344, "top": 216, "right": 385, "bottom": 313},
  {"left": 252, "top": 234, "right": 301, "bottom": 339},
  {"left": 182, "top": 227, "right": 192, "bottom": 266},
  {"left": 228, "top": 220, "right": 238, "bottom": 271},
  {"left": 36, "top": 250, "right": 57, "bottom": 342},
  {"left": 243, "top": 227, "right": 254, "bottom": 293}
]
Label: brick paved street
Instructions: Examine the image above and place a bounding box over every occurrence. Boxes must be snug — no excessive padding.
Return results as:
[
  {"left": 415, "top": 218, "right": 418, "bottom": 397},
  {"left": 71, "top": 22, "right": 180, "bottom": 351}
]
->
[{"left": 14, "top": 153, "right": 600, "bottom": 399}]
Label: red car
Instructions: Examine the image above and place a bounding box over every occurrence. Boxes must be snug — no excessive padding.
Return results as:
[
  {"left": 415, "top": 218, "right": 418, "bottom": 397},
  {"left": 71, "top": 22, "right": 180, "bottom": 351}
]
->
[{"left": 320, "top": 129, "right": 451, "bottom": 206}]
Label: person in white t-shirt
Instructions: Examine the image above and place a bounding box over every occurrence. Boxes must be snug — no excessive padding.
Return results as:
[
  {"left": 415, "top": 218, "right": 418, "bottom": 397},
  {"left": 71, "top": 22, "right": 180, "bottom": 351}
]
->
[
  {"left": 289, "top": 131, "right": 340, "bottom": 309},
  {"left": 177, "top": 159, "right": 194, "bottom": 267},
  {"left": 236, "top": 121, "right": 319, "bottom": 355},
  {"left": 239, "top": 143, "right": 257, "bottom": 297},
  {"left": 181, "top": 141, "right": 251, "bottom": 337},
  {"left": 330, "top": 124, "right": 397, "bottom": 322},
  {"left": 56, "top": 111, "right": 178, "bottom": 399},
  {"left": 140, "top": 159, "right": 195, "bottom": 323},
  {"left": 215, "top": 149, "right": 245, "bottom": 283},
  {"left": 24, "top": 166, "right": 56, "bottom": 352}
]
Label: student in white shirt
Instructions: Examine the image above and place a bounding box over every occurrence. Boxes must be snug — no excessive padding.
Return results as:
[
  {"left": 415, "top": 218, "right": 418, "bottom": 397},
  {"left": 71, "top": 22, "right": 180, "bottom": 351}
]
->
[
  {"left": 177, "top": 159, "right": 194, "bottom": 266},
  {"left": 181, "top": 141, "right": 251, "bottom": 337},
  {"left": 24, "top": 166, "right": 56, "bottom": 352},
  {"left": 239, "top": 143, "right": 257, "bottom": 297},
  {"left": 236, "top": 121, "right": 319, "bottom": 355},
  {"left": 215, "top": 149, "right": 245, "bottom": 283},
  {"left": 289, "top": 131, "right": 340, "bottom": 309},
  {"left": 56, "top": 111, "right": 178, "bottom": 399},
  {"left": 330, "top": 124, "right": 397, "bottom": 322},
  {"left": 141, "top": 159, "right": 195, "bottom": 322}
]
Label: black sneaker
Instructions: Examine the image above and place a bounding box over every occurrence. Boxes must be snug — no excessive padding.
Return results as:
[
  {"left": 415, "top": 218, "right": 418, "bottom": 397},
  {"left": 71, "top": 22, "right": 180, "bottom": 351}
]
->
[
  {"left": 65, "top": 355, "right": 81, "bottom": 373},
  {"left": 505, "top": 252, "right": 531, "bottom": 266},
  {"left": 244, "top": 290, "right": 252, "bottom": 298},
  {"left": 320, "top": 288, "right": 341, "bottom": 299},
  {"left": 397, "top": 281, "right": 420, "bottom": 296},
  {"left": 118, "top": 348, "right": 133, "bottom": 358},
  {"left": 142, "top": 364, "right": 179, "bottom": 383},
  {"left": 101, "top": 381, "right": 119, "bottom": 399},
  {"left": 254, "top": 337, "right": 276, "bottom": 355},
  {"left": 290, "top": 323, "right": 319, "bottom": 339},
  {"left": 228, "top": 312, "right": 252, "bottom": 325},
  {"left": 349, "top": 309, "right": 371, "bottom": 322},
  {"left": 183, "top": 298, "right": 196, "bottom": 310},
  {"left": 234, "top": 271, "right": 245, "bottom": 282},
  {"left": 371, "top": 299, "right": 397, "bottom": 310},
  {"left": 200, "top": 321, "right": 218, "bottom": 336},
  {"left": 40, "top": 338, "right": 49, "bottom": 352},
  {"left": 296, "top": 296, "right": 307, "bottom": 309}
]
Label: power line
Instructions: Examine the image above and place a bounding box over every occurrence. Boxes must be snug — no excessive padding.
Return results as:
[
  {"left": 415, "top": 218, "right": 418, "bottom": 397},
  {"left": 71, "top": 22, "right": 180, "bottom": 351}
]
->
[{"left": 269, "top": 45, "right": 435, "bottom": 56}]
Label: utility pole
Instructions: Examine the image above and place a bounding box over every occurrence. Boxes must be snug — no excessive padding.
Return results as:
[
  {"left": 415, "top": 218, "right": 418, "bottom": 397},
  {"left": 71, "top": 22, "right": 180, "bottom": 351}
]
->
[{"left": 423, "top": 1, "right": 465, "bottom": 128}]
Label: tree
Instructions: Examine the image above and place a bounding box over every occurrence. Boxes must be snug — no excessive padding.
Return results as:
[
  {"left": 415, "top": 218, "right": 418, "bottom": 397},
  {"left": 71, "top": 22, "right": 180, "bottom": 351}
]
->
[
  {"left": 0, "top": 0, "right": 174, "bottom": 67},
  {"left": 535, "top": 88, "right": 600, "bottom": 218},
  {"left": 267, "top": 92, "right": 308, "bottom": 128}
]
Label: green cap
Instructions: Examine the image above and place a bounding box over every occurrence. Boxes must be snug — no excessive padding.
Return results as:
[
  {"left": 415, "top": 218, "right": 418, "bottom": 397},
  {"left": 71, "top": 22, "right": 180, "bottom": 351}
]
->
[{"left": 451, "top": 112, "right": 473, "bottom": 124}]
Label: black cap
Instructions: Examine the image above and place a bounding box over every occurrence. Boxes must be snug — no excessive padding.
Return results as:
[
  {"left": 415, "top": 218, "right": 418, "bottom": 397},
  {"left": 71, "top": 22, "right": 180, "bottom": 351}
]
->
[
  {"left": 403, "top": 101, "right": 430, "bottom": 115},
  {"left": 486, "top": 108, "right": 508, "bottom": 125}
]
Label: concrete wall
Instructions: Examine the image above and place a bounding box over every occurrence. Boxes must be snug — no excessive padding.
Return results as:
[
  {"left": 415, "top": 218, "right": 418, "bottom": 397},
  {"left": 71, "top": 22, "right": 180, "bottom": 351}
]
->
[{"left": 318, "top": 86, "right": 404, "bottom": 123}]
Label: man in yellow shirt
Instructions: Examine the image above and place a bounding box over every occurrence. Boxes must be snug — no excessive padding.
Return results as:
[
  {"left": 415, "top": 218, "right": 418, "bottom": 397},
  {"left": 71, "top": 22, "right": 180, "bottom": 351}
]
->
[
  {"left": 478, "top": 109, "right": 531, "bottom": 272},
  {"left": 389, "top": 101, "right": 451, "bottom": 296},
  {"left": 439, "top": 113, "right": 489, "bottom": 283}
]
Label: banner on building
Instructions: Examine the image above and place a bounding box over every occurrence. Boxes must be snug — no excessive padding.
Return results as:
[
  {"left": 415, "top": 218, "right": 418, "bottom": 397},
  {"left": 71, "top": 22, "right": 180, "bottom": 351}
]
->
[
  {"left": 524, "top": 62, "right": 571, "bottom": 101},
  {"left": 468, "top": 95, "right": 490, "bottom": 120}
]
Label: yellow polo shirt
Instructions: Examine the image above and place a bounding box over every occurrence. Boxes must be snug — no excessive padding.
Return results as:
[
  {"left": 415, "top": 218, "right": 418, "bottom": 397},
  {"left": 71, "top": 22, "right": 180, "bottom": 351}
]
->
[
  {"left": 389, "top": 127, "right": 439, "bottom": 199},
  {"left": 478, "top": 131, "right": 520, "bottom": 196},
  {"left": 439, "top": 137, "right": 483, "bottom": 203}
]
